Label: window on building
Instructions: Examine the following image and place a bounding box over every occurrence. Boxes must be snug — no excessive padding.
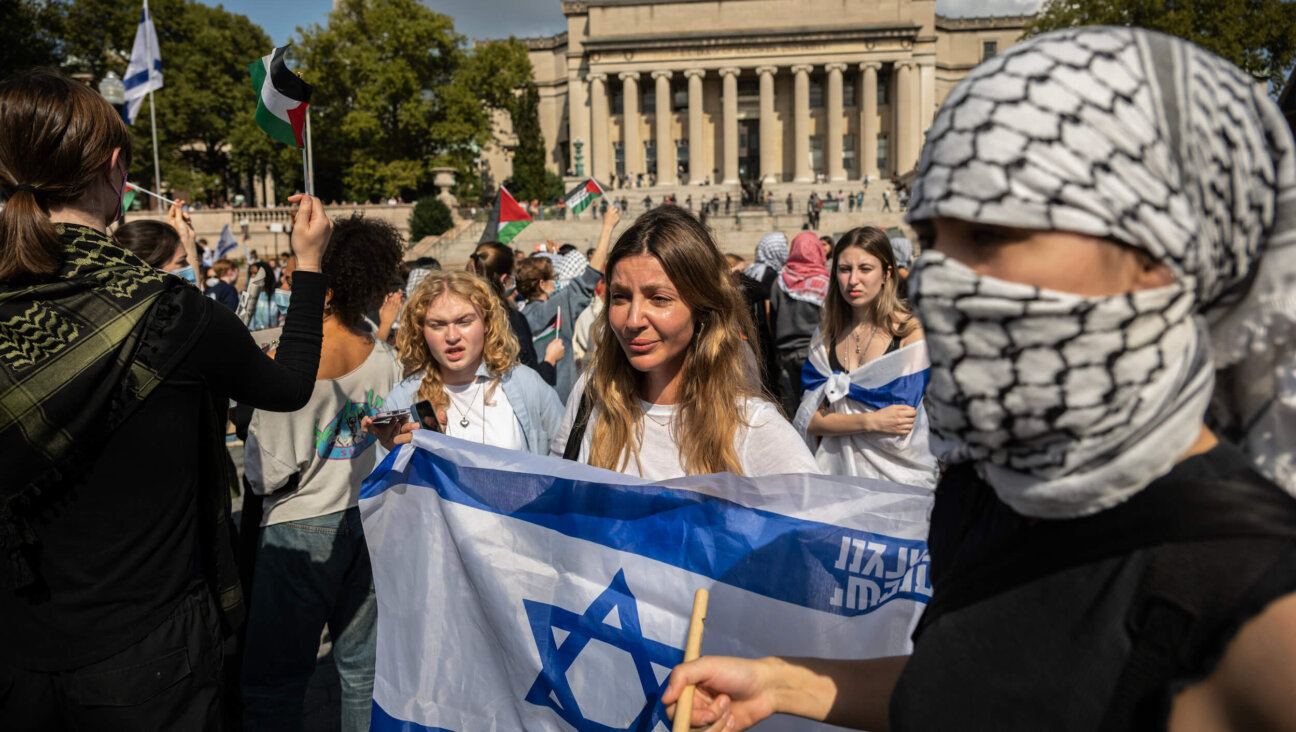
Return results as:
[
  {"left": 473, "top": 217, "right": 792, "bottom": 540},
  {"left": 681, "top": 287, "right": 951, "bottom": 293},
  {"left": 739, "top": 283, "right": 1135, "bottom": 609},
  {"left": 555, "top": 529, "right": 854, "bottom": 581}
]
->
[
  {"left": 810, "top": 76, "right": 824, "bottom": 108},
  {"left": 878, "top": 71, "right": 890, "bottom": 106},
  {"left": 843, "top": 134, "right": 856, "bottom": 176},
  {"left": 611, "top": 83, "right": 623, "bottom": 115},
  {"left": 810, "top": 135, "right": 824, "bottom": 176},
  {"left": 645, "top": 139, "right": 657, "bottom": 176},
  {"left": 844, "top": 76, "right": 856, "bottom": 107},
  {"left": 673, "top": 80, "right": 688, "bottom": 112},
  {"left": 877, "top": 132, "right": 889, "bottom": 174},
  {"left": 983, "top": 40, "right": 998, "bottom": 59},
  {"left": 613, "top": 141, "right": 625, "bottom": 176},
  {"left": 643, "top": 84, "right": 656, "bottom": 111}
]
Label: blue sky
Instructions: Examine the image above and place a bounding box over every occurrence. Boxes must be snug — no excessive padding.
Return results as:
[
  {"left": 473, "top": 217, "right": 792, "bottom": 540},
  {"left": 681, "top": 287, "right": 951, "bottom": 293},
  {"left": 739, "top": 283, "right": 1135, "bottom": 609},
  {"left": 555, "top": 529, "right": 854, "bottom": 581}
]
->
[{"left": 215, "top": 0, "right": 1042, "bottom": 47}]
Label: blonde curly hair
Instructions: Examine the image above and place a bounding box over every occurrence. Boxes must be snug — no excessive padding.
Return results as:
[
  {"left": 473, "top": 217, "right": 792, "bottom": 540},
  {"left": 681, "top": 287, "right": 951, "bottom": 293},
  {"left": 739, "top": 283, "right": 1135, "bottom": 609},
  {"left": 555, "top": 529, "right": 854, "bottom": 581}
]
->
[{"left": 396, "top": 271, "right": 520, "bottom": 413}]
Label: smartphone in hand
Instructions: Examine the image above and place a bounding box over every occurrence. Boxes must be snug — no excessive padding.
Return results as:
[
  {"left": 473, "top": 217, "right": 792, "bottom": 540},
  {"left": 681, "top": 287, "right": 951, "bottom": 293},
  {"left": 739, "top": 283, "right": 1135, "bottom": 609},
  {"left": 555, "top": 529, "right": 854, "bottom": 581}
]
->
[{"left": 410, "top": 399, "right": 441, "bottom": 433}]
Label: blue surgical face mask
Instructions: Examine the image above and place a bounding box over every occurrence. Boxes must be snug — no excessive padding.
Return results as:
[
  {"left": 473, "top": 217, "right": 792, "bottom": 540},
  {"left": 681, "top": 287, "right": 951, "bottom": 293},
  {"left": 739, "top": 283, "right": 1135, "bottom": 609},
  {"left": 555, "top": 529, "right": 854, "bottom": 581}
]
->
[
  {"left": 168, "top": 265, "right": 197, "bottom": 284},
  {"left": 272, "top": 290, "right": 292, "bottom": 310}
]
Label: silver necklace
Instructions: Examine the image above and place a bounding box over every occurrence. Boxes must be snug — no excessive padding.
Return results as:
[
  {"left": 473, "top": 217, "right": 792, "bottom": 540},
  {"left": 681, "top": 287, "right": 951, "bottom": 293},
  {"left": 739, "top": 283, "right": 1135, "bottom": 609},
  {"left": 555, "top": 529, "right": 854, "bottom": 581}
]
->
[
  {"left": 852, "top": 323, "right": 878, "bottom": 369},
  {"left": 450, "top": 380, "right": 483, "bottom": 429}
]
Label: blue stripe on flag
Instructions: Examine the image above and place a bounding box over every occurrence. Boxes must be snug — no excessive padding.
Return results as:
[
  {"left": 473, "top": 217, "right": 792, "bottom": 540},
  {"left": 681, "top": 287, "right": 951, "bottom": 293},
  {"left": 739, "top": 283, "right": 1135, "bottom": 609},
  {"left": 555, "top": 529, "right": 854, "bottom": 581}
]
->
[
  {"left": 801, "top": 360, "right": 931, "bottom": 410},
  {"left": 122, "top": 60, "right": 163, "bottom": 91},
  {"left": 371, "top": 701, "right": 453, "bottom": 731},
  {"left": 361, "top": 445, "right": 931, "bottom": 617}
]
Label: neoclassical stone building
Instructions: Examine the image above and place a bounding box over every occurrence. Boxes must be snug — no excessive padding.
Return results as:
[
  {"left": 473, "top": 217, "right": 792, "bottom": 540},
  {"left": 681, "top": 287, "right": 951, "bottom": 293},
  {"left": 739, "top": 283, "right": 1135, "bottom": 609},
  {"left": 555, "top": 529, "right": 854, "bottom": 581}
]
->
[{"left": 484, "top": 0, "right": 1028, "bottom": 190}]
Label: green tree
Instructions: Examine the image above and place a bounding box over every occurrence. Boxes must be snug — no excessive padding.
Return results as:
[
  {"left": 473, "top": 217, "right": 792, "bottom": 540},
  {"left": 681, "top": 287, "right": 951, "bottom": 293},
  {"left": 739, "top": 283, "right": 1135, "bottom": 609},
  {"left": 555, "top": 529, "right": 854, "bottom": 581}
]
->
[
  {"left": 1026, "top": 0, "right": 1296, "bottom": 92},
  {"left": 49, "top": 0, "right": 288, "bottom": 206},
  {"left": 295, "top": 1, "right": 533, "bottom": 203},
  {"left": 508, "top": 83, "right": 548, "bottom": 202},
  {"left": 409, "top": 198, "right": 454, "bottom": 241},
  {"left": 0, "top": 0, "right": 62, "bottom": 78}
]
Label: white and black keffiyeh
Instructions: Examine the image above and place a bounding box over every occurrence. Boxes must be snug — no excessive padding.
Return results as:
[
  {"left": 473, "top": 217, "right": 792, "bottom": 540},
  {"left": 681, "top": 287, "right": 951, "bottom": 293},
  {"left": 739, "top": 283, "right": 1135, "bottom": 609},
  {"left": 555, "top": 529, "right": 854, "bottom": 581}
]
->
[
  {"left": 907, "top": 27, "right": 1296, "bottom": 516},
  {"left": 745, "top": 232, "right": 789, "bottom": 282}
]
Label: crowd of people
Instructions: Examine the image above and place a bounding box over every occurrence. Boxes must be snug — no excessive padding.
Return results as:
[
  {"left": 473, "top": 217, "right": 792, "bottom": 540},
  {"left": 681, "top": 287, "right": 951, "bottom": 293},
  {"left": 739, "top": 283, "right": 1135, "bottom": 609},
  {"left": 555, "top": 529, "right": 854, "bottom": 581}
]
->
[{"left": 3, "top": 24, "right": 1296, "bottom": 732}]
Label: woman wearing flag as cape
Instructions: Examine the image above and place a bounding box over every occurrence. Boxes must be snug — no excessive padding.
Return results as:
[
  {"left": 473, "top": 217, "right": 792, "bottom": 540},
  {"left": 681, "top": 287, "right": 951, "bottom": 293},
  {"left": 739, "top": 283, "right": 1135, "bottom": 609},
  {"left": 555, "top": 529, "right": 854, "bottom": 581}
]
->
[{"left": 793, "top": 226, "right": 939, "bottom": 490}]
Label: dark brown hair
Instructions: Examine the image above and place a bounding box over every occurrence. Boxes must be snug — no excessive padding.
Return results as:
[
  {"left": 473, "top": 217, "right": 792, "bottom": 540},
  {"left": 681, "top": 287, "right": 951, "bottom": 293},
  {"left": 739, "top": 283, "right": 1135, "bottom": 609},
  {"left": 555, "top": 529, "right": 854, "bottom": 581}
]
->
[
  {"left": 515, "top": 256, "right": 554, "bottom": 301},
  {"left": 113, "top": 220, "right": 181, "bottom": 268},
  {"left": 469, "top": 241, "right": 516, "bottom": 303},
  {"left": 0, "top": 70, "right": 133, "bottom": 280}
]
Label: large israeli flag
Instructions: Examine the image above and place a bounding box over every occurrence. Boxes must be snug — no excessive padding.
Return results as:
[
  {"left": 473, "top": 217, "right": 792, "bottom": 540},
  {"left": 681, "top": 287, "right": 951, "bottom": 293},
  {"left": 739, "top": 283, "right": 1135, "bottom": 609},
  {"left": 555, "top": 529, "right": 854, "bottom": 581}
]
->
[
  {"left": 122, "top": 0, "right": 164, "bottom": 125},
  {"left": 359, "top": 431, "right": 934, "bottom": 731}
]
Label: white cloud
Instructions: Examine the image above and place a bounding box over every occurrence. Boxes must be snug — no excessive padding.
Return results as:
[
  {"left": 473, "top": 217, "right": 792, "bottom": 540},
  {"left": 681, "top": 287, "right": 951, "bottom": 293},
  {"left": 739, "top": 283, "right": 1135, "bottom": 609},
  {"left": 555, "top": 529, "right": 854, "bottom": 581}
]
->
[{"left": 934, "top": 0, "right": 1044, "bottom": 17}]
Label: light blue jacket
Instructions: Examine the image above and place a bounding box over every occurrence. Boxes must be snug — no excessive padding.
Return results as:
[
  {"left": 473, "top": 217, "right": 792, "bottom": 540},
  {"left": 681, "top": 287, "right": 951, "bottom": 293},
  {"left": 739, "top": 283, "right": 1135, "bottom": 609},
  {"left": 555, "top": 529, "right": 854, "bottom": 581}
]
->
[
  {"left": 522, "top": 266, "right": 601, "bottom": 403},
  {"left": 382, "top": 363, "right": 563, "bottom": 455}
]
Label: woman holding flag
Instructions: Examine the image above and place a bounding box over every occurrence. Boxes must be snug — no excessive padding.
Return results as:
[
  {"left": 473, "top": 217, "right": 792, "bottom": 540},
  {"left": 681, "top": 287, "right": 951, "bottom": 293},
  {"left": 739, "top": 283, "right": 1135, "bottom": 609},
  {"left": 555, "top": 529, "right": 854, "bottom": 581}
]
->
[
  {"left": 520, "top": 204, "right": 619, "bottom": 403},
  {"left": 551, "top": 205, "right": 819, "bottom": 478},
  {"left": 794, "top": 226, "right": 938, "bottom": 489},
  {"left": 365, "top": 271, "right": 564, "bottom": 455}
]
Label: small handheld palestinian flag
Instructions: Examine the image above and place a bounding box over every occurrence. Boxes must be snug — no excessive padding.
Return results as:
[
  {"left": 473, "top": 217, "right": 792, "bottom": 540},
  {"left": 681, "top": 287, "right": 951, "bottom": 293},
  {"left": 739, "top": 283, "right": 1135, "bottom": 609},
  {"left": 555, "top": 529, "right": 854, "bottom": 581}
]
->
[
  {"left": 533, "top": 305, "right": 561, "bottom": 346},
  {"left": 564, "top": 178, "right": 604, "bottom": 217},
  {"left": 249, "top": 46, "right": 312, "bottom": 148},
  {"left": 479, "top": 186, "right": 532, "bottom": 245}
]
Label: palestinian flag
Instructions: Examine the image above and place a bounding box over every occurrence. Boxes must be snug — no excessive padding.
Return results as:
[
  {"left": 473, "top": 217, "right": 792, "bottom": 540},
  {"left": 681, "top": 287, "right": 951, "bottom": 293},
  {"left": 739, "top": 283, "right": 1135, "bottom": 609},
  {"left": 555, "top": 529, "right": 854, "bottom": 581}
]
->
[
  {"left": 564, "top": 178, "right": 604, "bottom": 216},
  {"left": 122, "top": 184, "right": 138, "bottom": 212},
  {"left": 479, "top": 186, "right": 532, "bottom": 245},
  {"left": 532, "top": 306, "right": 562, "bottom": 346},
  {"left": 248, "top": 46, "right": 312, "bottom": 148}
]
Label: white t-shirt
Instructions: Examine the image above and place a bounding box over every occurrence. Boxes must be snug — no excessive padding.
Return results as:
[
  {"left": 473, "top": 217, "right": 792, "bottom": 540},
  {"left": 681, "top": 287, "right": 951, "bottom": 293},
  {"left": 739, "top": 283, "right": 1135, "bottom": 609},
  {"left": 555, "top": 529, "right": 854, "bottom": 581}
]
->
[
  {"left": 550, "top": 375, "right": 821, "bottom": 479},
  {"left": 245, "top": 341, "right": 404, "bottom": 526},
  {"left": 443, "top": 377, "right": 525, "bottom": 451}
]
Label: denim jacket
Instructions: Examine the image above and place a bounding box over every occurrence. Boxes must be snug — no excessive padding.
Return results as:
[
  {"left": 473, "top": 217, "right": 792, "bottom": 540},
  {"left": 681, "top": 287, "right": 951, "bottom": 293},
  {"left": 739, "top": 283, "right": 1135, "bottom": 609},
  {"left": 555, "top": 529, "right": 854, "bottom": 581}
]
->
[{"left": 382, "top": 363, "right": 563, "bottom": 455}]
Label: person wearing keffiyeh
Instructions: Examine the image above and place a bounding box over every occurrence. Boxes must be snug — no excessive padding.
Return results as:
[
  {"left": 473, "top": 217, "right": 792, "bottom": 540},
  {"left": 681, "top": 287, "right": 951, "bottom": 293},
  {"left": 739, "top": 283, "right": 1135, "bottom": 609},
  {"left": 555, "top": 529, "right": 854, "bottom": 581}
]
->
[
  {"left": 664, "top": 28, "right": 1296, "bottom": 732},
  {"left": 770, "top": 231, "right": 831, "bottom": 413},
  {"left": 0, "top": 70, "right": 333, "bottom": 728}
]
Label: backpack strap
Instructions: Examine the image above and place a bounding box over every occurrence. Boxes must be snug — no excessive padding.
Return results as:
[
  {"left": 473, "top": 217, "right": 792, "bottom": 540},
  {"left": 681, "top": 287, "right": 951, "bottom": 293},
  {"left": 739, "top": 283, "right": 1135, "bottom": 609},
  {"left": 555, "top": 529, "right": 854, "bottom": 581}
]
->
[{"left": 562, "top": 388, "right": 595, "bottom": 462}]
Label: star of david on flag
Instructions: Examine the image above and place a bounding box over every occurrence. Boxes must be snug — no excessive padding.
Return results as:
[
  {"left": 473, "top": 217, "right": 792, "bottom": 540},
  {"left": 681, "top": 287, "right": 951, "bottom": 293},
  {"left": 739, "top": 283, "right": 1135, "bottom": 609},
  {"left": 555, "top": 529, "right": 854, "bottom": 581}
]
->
[
  {"left": 360, "top": 431, "right": 934, "bottom": 731},
  {"left": 524, "top": 570, "right": 681, "bottom": 731}
]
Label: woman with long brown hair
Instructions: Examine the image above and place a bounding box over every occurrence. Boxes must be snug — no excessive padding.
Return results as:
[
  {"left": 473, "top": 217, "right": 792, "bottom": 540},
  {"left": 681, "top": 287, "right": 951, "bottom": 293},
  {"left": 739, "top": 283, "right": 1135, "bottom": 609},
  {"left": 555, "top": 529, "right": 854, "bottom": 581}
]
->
[
  {"left": 794, "top": 226, "right": 938, "bottom": 489},
  {"left": 469, "top": 240, "right": 563, "bottom": 385},
  {"left": 365, "top": 271, "right": 563, "bottom": 455},
  {"left": 551, "top": 205, "right": 818, "bottom": 478},
  {"left": 0, "top": 70, "right": 331, "bottom": 728}
]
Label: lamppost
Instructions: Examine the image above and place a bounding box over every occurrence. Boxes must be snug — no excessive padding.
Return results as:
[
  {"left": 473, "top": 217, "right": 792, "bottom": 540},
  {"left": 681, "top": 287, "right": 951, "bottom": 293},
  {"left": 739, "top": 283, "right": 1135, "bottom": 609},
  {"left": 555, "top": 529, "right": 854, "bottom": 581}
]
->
[
  {"left": 573, "top": 137, "right": 585, "bottom": 178},
  {"left": 98, "top": 71, "right": 125, "bottom": 122}
]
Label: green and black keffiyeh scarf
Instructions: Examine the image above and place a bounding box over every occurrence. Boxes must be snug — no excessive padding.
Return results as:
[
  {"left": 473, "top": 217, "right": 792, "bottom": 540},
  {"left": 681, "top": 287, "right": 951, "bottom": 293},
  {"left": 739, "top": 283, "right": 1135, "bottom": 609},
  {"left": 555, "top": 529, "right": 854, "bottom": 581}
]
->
[{"left": 0, "top": 223, "right": 206, "bottom": 587}]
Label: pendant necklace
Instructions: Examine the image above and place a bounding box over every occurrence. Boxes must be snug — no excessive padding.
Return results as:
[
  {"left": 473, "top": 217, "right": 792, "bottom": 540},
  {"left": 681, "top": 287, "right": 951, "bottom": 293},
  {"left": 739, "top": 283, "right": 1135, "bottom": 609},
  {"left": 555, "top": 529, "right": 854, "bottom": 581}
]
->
[
  {"left": 853, "top": 323, "right": 878, "bottom": 369},
  {"left": 451, "top": 381, "right": 482, "bottom": 429}
]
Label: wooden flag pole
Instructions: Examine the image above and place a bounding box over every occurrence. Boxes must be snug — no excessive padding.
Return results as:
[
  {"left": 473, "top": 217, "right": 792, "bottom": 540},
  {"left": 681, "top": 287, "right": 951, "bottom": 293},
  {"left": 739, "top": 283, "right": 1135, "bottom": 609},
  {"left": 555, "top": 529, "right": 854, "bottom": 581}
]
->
[{"left": 672, "top": 588, "right": 710, "bottom": 732}]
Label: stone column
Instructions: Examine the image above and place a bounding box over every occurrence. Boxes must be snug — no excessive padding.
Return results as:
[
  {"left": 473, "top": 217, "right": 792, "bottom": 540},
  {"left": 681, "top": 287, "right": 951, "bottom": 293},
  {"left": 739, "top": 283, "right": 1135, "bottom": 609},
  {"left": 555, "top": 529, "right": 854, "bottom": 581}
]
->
[
  {"left": 569, "top": 72, "right": 588, "bottom": 174},
  {"left": 825, "top": 62, "right": 847, "bottom": 182},
  {"left": 860, "top": 62, "right": 880, "bottom": 179},
  {"left": 894, "top": 61, "right": 913, "bottom": 175},
  {"left": 685, "top": 68, "right": 705, "bottom": 184},
  {"left": 757, "top": 66, "right": 777, "bottom": 184},
  {"left": 720, "top": 67, "right": 740, "bottom": 185},
  {"left": 588, "top": 72, "right": 609, "bottom": 181},
  {"left": 792, "top": 64, "right": 813, "bottom": 183},
  {"left": 619, "top": 72, "right": 640, "bottom": 178},
  {"left": 652, "top": 70, "right": 675, "bottom": 186}
]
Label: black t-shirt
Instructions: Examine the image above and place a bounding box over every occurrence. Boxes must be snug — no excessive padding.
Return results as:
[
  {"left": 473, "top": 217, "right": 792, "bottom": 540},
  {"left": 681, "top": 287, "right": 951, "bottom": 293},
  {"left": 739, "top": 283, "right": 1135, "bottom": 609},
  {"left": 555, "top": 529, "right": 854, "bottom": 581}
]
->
[
  {"left": 0, "top": 272, "right": 325, "bottom": 671},
  {"left": 890, "top": 445, "right": 1296, "bottom": 730}
]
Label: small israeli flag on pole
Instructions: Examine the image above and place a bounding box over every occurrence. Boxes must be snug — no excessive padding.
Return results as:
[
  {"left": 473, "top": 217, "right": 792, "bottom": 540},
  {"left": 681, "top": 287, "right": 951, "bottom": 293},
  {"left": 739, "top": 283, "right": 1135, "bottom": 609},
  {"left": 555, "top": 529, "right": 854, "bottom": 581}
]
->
[
  {"left": 122, "top": 0, "right": 163, "bottom": 126},
  {"left": 123, "top": 0, "right": 165, "bottom": 212}
]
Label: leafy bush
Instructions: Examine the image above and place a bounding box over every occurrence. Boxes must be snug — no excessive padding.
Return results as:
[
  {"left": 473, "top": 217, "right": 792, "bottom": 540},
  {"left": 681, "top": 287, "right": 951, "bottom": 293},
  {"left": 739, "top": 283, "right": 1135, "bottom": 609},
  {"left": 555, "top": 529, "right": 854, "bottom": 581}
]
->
[{"left": 409, "top": 198, "right": 454, "bottom": 242}]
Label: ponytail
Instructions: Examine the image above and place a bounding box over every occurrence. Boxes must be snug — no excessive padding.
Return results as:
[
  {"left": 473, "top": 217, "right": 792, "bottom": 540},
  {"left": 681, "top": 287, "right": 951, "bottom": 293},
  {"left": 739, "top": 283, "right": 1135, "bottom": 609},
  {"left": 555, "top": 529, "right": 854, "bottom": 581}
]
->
[
  {"left": 0, "top": 187, "right": 62, "bottom": 280},
  {"left": 0, "top": 70, "right": 133, "bottom": 281}
]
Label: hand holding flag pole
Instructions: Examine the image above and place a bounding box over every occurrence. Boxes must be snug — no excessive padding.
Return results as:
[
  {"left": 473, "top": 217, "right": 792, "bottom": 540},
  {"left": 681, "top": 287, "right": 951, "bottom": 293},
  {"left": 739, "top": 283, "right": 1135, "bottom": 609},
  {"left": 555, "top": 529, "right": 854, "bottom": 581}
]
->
[{"left": 672, "top": 588, "right": 710, "bottom": 732}]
